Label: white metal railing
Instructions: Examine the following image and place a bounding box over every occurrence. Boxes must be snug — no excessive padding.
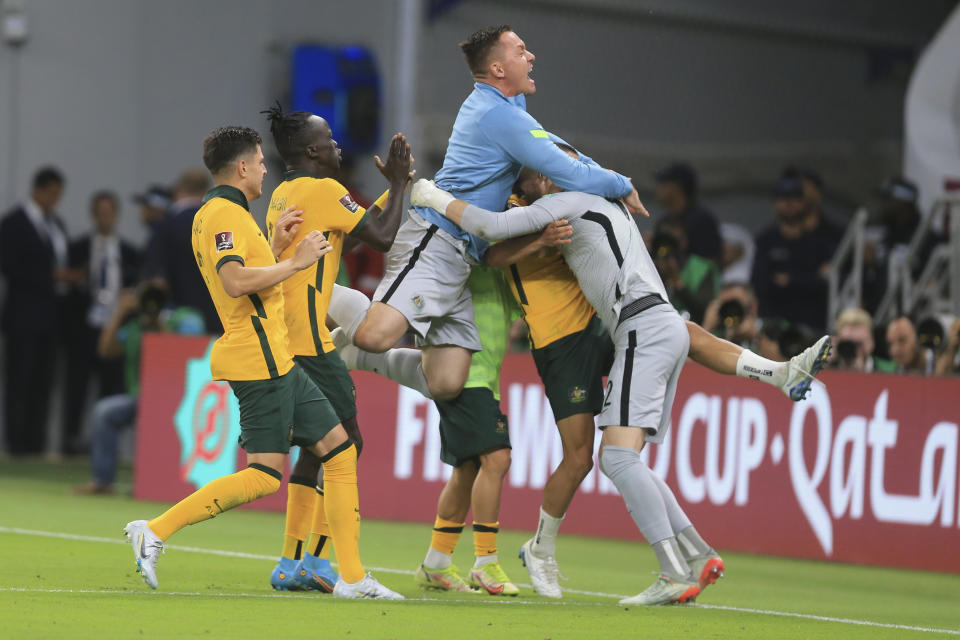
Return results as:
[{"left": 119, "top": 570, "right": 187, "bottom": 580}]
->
[
  {"left": 874, "top": 196, "right": 960, "bottom": 326},
  {"left": 827, "top": 208, "right": 867, "bottom": 331}
]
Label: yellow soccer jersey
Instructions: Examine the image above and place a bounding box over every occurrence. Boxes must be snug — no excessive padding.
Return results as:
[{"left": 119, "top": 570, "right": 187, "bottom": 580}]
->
[
  {"left": 192, "top": 185, "right": 294, "bottom": 381},
  {"left": 503, "top": 194, "right": 595, "bottom": 349},
  {"left": 266, "top": 172, "right": 369, "bottom": 356}
]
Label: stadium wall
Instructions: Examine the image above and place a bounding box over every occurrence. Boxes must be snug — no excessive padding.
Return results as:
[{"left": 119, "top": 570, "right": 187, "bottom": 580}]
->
[{"left": 134, "top": 333, "right": 960, "bottom": 574}]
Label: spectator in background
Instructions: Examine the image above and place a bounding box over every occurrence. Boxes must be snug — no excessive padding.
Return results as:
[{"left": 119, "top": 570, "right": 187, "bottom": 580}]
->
[
  {"left": 154, "top": 168, "right": 220, "bottom": 334},
  {"left": 935, "top": 318, "right": 960, "bottom": 377},
  {"left": 73, "top": 285, "right": 187, "bottom": 494},
  {"left": 751, "top": 176, "right": 840, "bottom": 333},
  {"left": 653, "top": 162, "right": 722, "bottom": 263},
  {"left": 886, "top": 316, "right": 935, "bottom": 375},
  {"left": 134, "top": 184, "right": 173, "bottom": 281},
  {"left": 62, "top": 191, "right": 141, "bottom": 454},
  {"left": 719, "top": 222, "right": 754, "bottom": 284},
  {"left": 701, "top": 283, "right": 760, "bottom": 348},
  {"left": 830, "top": 307, "right": 895, "bottom": 373},
  {"left": 0, "top": 166, "right": 79, "bottom": 455},
  {"left": 651, "top": 217, "right": 721, "bottom": 324}
]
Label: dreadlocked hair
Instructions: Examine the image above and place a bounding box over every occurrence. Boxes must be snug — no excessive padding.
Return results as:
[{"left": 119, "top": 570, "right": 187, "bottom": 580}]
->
[{"left": 261, "top": 101, "right": 313, "bottom": 163}]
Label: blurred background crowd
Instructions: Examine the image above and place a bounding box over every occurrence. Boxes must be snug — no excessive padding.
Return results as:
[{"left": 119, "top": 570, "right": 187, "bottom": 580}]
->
[{"left": 0, "top": 0, "right": 958, "bottom": 482}]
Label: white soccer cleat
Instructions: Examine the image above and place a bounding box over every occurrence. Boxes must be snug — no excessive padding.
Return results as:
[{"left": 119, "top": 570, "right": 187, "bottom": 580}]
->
[
  {"left": 619, "top": 574, "right": 700, "bottom": 606},
  {"left": 518, "top": 538, "right": 562, "bottom": 599},
  {"left": 123, "top": 520, "right": 164, "bottom": 589},
  {"left": 782, "top": 335, "right": 831, "bottom": 401},
  {"left": 333, "top": 573, "right": 405, "bottom": 600},
  {"left": 330, "top": 327, "right": 359, "bottom": 370}
]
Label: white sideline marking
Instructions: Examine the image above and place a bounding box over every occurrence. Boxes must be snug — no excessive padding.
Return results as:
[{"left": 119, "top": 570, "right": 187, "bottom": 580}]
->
[{"left": 1, "top": 526, "right": 958, "bottom": 636}]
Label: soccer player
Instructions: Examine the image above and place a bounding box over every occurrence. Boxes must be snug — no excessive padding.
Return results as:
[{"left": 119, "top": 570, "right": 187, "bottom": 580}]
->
[
  {"left": 259, "top": 105, "right": 414, "bottom": 592},
  {"left": 123, "top": 126, "right": 402, "bottom": 599},
  {"left": 410, "top": 175, "right": 830, "bottom": 605},
  {"left": 325, "top": 24, "right": 642, "bottom": 596}
]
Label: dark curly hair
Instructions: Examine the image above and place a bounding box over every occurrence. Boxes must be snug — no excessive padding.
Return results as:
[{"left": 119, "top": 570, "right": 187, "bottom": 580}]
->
[{"left": 261, "top": 102, "right": 314, "bottom": 164}]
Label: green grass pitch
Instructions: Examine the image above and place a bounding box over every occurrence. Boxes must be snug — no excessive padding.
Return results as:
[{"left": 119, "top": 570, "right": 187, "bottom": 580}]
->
[{"left": 1, "top": 459, "right": 957, "bottom": 639}]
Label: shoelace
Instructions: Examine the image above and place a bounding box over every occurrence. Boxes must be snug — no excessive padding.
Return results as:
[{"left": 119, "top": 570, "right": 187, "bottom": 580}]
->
[{"left": 539, "top": 556, "right": 568, "bottom": 582}]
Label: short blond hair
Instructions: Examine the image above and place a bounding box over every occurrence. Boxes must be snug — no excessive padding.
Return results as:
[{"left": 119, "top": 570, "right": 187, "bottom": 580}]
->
[{"left": 835, "top": 307, "right": 872, "bottom": 332}]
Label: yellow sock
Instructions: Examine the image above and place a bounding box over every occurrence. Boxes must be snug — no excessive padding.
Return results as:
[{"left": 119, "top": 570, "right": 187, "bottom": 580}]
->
[
  {"left": 321, "top": 442, "right": 364, "bottom": 583},
  {"left": 282, "top": 476, "right": 316, "bottom": 560},
  {"left": 306, "top": 488, "right": 332, "bottom": 560},
  {"left": 148, "top": 465, "right": 281, "bottom": 541},
  {"left": 473, "top": 521, "right": 499, "bottom": 559},
  {"left": 430, "top": 516, "right": 464, "bottom": 555}
]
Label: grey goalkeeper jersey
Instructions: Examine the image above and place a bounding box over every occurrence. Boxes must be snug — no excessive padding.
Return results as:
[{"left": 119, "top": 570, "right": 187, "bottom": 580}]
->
[{"left": 460, "top": 191, "right": 670, "bottom": 335}]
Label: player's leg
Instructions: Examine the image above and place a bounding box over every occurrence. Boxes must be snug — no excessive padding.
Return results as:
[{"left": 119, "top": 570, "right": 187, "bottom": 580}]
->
[
  {"left": 415, "top": 460, "right": 479, "bottom": 592},
  {"left": 288, "top": 366, "right": 401, "bottom": 599},
  {"left": 468, "top": 445, "right": 518, "bottom": 596},
  {"left": 273, "top": 352, "right": 360, "bottom": 592},
  {"left": 124, "top": 374, "right": 297, "bottom": 589},
  {"left": 270, "top": 450, "right": 320, "bottom": 591},
  {"left": 520, "top": 316, "right": 610, "bottom": 597},
  {"left": 686, "top": 321, "right": 831, "bottom": 401},
  {"left": 597, "top": 307, "right": 700, "bottom": 605}
]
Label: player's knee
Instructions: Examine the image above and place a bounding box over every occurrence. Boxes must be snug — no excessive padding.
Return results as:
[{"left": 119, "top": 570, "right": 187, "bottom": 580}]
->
[
  {"left": 292, "top": 449, "right": 321, "bottom": 478},
  {"left": 479, "top": 447, "right": 511, "bottom": 476},
  {"left": 566, "top": 448, "right": 594, "bottom": 480},
  {"left": 353, "top": 324, "right": 393, "bottom": 353},
  {"left": 427, "top": 378, "right": 464, "bottom": 402}
]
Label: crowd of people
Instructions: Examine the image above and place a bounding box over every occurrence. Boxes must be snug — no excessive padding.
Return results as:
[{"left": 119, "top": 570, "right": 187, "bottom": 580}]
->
[{"left": 643, "top": 162, "right": 959, "bottom": 378}]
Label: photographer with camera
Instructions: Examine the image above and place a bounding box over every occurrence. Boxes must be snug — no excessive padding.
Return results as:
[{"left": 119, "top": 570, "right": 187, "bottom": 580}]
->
[
  {"left": 702, "top": 283, "right": 760, "bottom": 347},
  {"left": 829, "top": 308, "right": 896, "bottom": 373},
  {"left": 651, "top": 218, "right": 722, "bottom": 324}
]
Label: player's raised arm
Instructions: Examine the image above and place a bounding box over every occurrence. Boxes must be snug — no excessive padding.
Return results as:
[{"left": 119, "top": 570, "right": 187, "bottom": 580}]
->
[
  {"left": 411, "top": 179, "right": 576, "bottom": 241},
  {"left": 218, "top": 231, "right": 332, "bottom": 298},
  {"left": 480, "top": 104, "right": 632, "bottom": 200},
  {"left": 348, "top": 133, "right": 415, "bottom": 252}
]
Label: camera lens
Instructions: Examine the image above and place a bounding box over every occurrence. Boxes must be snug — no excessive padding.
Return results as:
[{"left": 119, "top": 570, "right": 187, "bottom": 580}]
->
[
  {"left": 835, "top": 339, "right": 858, "bottom": 362},
  {"left": 718, "top": 300, "right": 745, "bottom": 327}
]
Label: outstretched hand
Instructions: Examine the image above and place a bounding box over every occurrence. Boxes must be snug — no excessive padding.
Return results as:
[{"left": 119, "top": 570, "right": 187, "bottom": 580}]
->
[
  {"left": 375, "top": 133, "right": 415, "bottom": 185},
  {"left": 271, "top": 206, "right": 304, "bottom": 256}
]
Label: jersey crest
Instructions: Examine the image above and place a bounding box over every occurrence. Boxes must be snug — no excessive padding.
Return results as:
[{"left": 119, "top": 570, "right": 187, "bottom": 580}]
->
[
  {"left": 214, "top": 231, "right": 234, "bottom": 252},
  {"left": 338, "top": 193, "right": 360, "bottom": 213}
]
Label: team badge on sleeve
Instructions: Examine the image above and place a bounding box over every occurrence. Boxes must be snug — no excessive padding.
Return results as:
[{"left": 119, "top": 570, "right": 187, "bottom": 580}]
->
[
  {"left": 339, "top": 194, "right": 360, "bottom": 213},
  {"left": 215, "top": 231, "right": 234, "bottom": 252}
]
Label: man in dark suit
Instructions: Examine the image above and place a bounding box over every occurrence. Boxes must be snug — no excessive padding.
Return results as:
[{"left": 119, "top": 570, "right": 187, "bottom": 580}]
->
[
  {"left": 0, "top": 167, "right": 77, "bottom": 455},
  {"left": 62, "top": 190, "right": 141, "bottom": 454},
  {"left": 155, "top": 168, "right": 221, "bottom": 334}
]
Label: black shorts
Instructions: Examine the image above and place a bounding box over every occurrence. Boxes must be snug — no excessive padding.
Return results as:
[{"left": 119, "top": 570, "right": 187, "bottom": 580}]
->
[
  {"left": 532, "top": 315, "right": 614, "bottom": 422},
  {"left": 294, "top": 350, "right": 357, "bottom": 423},
  {"left": 434, "top": 387, "right": 511, "bottom": 467}
]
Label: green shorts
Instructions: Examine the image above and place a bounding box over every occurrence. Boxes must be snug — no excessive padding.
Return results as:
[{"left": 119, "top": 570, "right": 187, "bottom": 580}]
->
[
  {"left": 229, "top": 364, "right": 341, "bottom": 454},
  {"left": 435, "top": 387, "right": 511, "bottom": 467},
  {"left": 294, "top": 351, "right": 357, "bottom": 423},
  {"left": 532, "top": 315, "right": 615, "bottom": 422}
]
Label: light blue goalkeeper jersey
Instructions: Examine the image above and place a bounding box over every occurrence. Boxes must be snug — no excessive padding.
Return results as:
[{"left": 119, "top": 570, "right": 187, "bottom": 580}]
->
[{"left": 413, "top": 82, "right": 633, "bottom": 263}]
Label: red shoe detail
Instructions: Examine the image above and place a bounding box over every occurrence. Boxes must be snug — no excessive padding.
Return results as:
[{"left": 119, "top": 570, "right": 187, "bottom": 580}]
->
[
  {"left": 698, "top": 557, "right": 725, "bottom": 589},
  {"left": 673, "top": 585, "right": 700, "bottom": 604}
]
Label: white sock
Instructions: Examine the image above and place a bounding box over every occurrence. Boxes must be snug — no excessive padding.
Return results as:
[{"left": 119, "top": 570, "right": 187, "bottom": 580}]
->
[
  {"left": 736, "top": 350, "right": 787, "bottom": 388},
  {"left": 328, "top": 284, "right": 371, "bottom": 343},
  {"left": 424, "top": 547, "right": 452, "bottom": 570},
  {"left": 355, "top": 347, "right": 432, "bottom": 399},
  {"left": 531, "top": 506, "right": 564, "bottom": 557},
  {"left": 474, "top": 554, "right": 498, "bottom": 568}
]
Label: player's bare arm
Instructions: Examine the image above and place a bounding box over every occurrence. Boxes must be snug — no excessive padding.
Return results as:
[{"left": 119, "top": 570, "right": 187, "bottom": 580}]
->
[
  {"left": 483, "top": 220, "right": 572, "bottom": 268},
  {"left": 219, "top": 231, "right": 331, "bottom": 298},
  {"left": 348, "top": 133, "right": 415, "bottom": 252}
]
